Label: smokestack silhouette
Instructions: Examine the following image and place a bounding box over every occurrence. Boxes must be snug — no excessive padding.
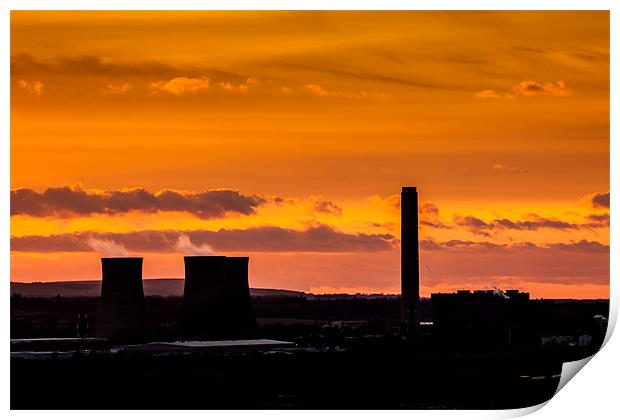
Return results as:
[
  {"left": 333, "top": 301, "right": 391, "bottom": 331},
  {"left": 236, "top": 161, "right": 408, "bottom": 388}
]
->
[
  {"left": 401, "top": 186, "right": 419, "bottom": 336},
  {"left": 94, "top": 257, "right": 145, "bottom": 340},
  {"left": 179, "top": 256, "right": 256, "bottom": 339}
]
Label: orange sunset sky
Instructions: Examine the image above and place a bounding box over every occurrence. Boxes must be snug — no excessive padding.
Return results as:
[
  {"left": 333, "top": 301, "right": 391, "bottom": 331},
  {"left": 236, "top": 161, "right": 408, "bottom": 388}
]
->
[{"left": 10, "top": 11, "right": 609, "bottom": 298}]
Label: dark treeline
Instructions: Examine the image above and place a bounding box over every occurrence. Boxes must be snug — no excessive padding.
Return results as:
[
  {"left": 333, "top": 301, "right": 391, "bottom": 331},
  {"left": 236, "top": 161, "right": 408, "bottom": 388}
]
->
[{"left": 11, "top": 294, "right": 608, "bottom": 341}]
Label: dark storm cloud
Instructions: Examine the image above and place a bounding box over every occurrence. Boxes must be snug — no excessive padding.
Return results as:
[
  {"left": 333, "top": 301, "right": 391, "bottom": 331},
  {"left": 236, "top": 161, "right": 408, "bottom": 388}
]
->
[
  {"left": 585, "top": 213, "right": 610, "bottom": 226},
  {"left": 11, "top": 224, "right": 396, "bottom": 253},
  {"left": 11, "top": 54, "right": 182, "bottom": 78},
  {"left": 492, "top": 217, "right": 576, "bottom": 230},
  {"left": 453, "top": 215, "right": 490, "bottom": 229},
  {"left": 451, "top": 213, "right": 607, "bottom": 236},
  {"left": 312, "top": 198, "right": 343, "bottom": 216},
  {"left": 420, "top": 220, "right": 451, "bottom": 229},
  {"left": 10, "top": 186, "right": 266, "bottom": 218},
  {"left": 11, "top": 54, "right": 249, "bottom": 84},
  {"left": 420, "top": 202, "right": 439, "bottom": 216},
  {"left": 420, "top": 238, "right": 609, "bottom": 286},
  {"left": 437, "top": 239, "right": 503, "bottom": 250},
  {"left": 420, "top": 238, "right": 609, "bottom": 254},
  {"left": 547, "top": 240, "right": 610, "bottom": 253},
  {"left": 591, "top": 191, "right": 610, "bottom": 209},
  {"left": 418, "top": 202, "right": 451, "bottom": 229},
  {"left": 452, "top": 215, "right": 492, "bottom": 237}
]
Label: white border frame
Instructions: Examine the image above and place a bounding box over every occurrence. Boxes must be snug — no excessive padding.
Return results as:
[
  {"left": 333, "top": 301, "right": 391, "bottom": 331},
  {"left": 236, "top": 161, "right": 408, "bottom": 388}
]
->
[{"left": 2, "top": 2, "right": 617, "bottom": 419}]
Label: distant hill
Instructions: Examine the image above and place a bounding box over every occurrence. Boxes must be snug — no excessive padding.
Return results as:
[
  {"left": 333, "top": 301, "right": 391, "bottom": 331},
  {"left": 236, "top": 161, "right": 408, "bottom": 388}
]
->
[{"left": 10, "top": 279, "right": 308, "bottom": 299}]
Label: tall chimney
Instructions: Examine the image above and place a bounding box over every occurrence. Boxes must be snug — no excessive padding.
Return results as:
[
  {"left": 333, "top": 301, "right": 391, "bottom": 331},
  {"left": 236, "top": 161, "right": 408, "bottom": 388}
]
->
[
  {"left": 94, "top": 257, "right": 145, "bottom": 340},
  {"left": 401, "top": 186, "right": 420, "bottom": 336}
]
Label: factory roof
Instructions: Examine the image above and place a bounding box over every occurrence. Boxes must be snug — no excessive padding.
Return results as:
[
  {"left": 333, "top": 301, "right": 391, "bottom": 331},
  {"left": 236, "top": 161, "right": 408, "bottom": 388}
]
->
[
  {"left": 11, "top": 351, "right": 76, "bottom": 360},
  {"left": 11, "top": 337, "right": 106, "bottom": 344},
  {"left": 112, "top": 339, "right": 294, "bottom": 354}
]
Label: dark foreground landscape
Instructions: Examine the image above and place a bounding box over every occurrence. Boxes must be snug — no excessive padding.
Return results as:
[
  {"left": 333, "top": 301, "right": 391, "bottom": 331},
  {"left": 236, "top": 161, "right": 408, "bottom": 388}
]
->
[
  {"left": 11, "top": 280, "right": 608, "bottom": 409},
  {"left": 13, "top": 340, "right": 574, "bottom": 409}
]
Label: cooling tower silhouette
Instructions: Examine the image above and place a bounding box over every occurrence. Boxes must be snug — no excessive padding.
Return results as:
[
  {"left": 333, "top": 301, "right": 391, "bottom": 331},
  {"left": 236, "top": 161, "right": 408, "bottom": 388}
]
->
[
  {"left": 178, "top": 256, "right": 256, "bottom": 339},
  {"left": 223, "top": 257, "right": 257, "bottom": 336},
  {"left": 94, "top": 257, "right": 146, "bottom": 340}
]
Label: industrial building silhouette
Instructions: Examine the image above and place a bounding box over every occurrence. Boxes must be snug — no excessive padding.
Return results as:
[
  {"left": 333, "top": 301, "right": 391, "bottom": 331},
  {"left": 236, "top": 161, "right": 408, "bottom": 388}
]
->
[
  {"left": 90, "top": 185, "right": 552, "bottom": 346},
  {"left": 401, "top": 186, "right": 420, "bottom": 337},
  {"left": 178, "top": 255, "right": 227, "bottom": 338},
  {"left": 431, "top": 289, "right": 556, "bottom": 347},
  {"left": 94, "top": 257, "right": 146, "bottom": 339},
  {"left": 12, "top": 184, "right": 608, "bottom": 409},
  {"left": 91, "top": 186, "right": 421, "bottom": 340},
  {"left": 94, "top": 255, "right": 256, "bottom": 340},
  {"left": 178, "top": 256, "right": 256, "bottom": 339}
]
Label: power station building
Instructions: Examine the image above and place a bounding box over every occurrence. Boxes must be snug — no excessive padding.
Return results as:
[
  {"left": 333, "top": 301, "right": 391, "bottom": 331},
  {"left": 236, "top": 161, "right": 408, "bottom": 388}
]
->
[
  {"left": 431, "top": 290, "right": 555, "bottom": 347},
  {"left": 178, "top": 256, "right": 256, "bottom": 339},
  {"left": 401, "top": 186, "right": 420, "bottom": 336},
  {"left": 93, "top": 254, "right": 257, "bottom": 341},
  {"left": 94, "top": 257, "right": 146, "bottom": 340}
]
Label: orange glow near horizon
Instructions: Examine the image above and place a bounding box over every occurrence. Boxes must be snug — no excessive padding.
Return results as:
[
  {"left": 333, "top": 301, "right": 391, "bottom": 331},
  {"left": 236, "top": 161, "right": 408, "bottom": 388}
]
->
[{"left": 10, "top": 11, "right": 609, "bottom": 298}]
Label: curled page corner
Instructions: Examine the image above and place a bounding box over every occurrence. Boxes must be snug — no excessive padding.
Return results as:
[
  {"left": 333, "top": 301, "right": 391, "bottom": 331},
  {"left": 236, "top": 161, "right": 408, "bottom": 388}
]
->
[
  {"left": 553, "top": 304, "right": 615, "bottom": 398},
  {"left": 555, "top": 354, "right": 595, "bottom": 396},
  {"left": 499, "top": 401, "right": 549, "bottom": 418},
  {"left": 507, "top": 353, "right": 600, "bottom": 418}
]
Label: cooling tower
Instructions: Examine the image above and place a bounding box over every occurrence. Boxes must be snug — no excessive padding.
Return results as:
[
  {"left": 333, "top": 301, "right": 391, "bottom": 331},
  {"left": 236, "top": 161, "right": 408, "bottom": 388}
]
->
[
  {"left": 182, "top": 256, "right": 228, "bottom": 312},
  {"left": 223, "top": 257, "right": 257, "bottom": 337},
  {"left": 94, "top": 257, "right": 146, "bottom": 340},
  {"left": 178, "top": 256, "right": 236, "bottom": 339},
  {"left": 179, "top": 255, "right": 257, "bottom": 339},
  {"left": 401, "top": 186, "right": 420, "bottom": 337}
]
